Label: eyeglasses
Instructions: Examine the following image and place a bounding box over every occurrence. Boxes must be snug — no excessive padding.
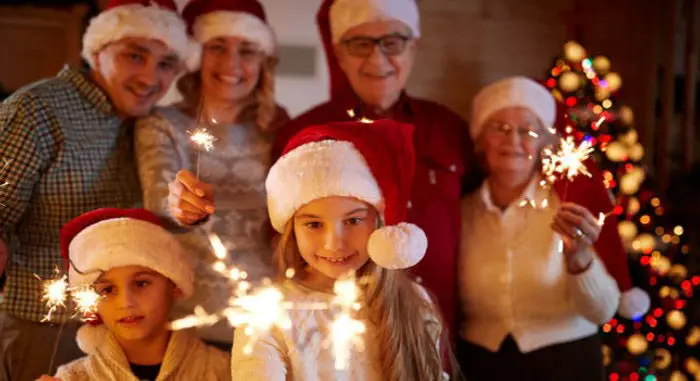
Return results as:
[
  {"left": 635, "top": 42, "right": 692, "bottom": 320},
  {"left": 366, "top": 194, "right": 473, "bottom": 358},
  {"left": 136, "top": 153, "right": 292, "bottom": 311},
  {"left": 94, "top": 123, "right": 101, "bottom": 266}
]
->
[
  {"left": 484, "top": 122, "right": 542, "bottom": 140},
  {"left": 341, "top": 34, "right": 412, "bottom": 58}
]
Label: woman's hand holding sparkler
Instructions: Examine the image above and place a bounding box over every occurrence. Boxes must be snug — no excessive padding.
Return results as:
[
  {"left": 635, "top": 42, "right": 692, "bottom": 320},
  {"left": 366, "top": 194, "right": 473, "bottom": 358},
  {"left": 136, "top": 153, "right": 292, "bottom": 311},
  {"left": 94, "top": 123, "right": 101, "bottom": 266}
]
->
[
  {"left": 551, "top": 203, "right": 601, "bottom": 274},
  {"left": 168, "top": 169, "right": 215, "bottom": 225}
]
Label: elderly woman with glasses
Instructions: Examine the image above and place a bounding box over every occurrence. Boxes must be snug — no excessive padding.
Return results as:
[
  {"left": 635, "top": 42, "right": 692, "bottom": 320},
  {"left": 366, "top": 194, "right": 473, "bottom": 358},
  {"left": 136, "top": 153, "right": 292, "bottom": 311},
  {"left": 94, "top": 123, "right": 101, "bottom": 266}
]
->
[
  {"left": 457, "top": 77, "right": 624, "bottom": 381},
  {"left": 271, "top": 0, "right": 481, "bottom": 339}
]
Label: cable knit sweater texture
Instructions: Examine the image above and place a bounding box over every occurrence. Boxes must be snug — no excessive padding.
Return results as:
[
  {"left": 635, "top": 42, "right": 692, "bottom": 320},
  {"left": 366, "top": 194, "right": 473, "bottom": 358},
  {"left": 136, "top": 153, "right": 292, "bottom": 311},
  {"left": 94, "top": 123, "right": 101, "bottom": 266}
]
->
[
  {"left": 135, "top": 107, "right": 276, "bottom": 343},
  {"left": 231, "top": 281, "right": 446, "bottom": 381},
  {"left": 54, "top": 329, "right": 230, "bottom": 381},
  {"left": 458, "top": 176, "right": 621, "bottom": 353}
]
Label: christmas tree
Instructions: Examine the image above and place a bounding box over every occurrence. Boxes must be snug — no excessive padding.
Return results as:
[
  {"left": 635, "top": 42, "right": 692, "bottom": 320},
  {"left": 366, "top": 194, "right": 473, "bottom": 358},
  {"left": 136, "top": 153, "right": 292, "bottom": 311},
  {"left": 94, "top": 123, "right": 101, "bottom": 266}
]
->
[{"left": 543, "top": 41, "right": 700, "bottom": 381}]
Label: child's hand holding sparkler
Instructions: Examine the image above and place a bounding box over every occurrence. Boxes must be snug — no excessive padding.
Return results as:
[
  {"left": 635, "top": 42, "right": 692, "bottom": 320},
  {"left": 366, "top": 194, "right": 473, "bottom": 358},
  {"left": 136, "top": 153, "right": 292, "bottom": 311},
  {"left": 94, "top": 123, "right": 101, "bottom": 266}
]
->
[
  {"left": 551, "top": 203, "right": 602, "bottom": 274},
  {"left": 168, "top": 169, "right": 215, "bottom": 225}
]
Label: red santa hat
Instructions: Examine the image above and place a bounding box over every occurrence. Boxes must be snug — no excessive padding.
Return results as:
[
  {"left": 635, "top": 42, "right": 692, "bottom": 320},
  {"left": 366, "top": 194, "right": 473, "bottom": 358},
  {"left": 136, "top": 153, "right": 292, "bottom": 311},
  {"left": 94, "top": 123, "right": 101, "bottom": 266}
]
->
[
  {"left": 60, "top": 208, "right": 194, "bottom": 354},
  {"left": 471, "top": 76, "right": 650, "bottom": 320},
  {"left": 81, "top": 0, "right": 192, "bottom": 68},
  {"left": 266, "top": 120, "right": 427, "bottom": 270},
  {"left": 183, "top": 0, "right": 275, "bottom": 71}
]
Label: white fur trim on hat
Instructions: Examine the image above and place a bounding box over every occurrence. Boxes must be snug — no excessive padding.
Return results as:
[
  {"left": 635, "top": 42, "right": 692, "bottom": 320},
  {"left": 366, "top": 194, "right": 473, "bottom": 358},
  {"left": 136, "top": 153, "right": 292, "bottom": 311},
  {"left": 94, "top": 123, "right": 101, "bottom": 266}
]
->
[
  {"left": 266, "top": 140, "right": 382, "bottom": 232},
  {"left": 368, "top": 223, "right": 427, "bottom": 269},
  {"left": 68, "top": 218, "right": 194, "bottom": 297},
  {"left": 330, "top": 0, "right": 421, "bottom": 43},
  {"left": 618, "top": 287, "right": 651, "bottom": 320},
  {"left": 187, "top": 10, "right": 275, "bottom": 71},
  {"left": 82, "top": 4, "right": 190, "bottom": 68},
  {"left": 470, "top": 76, "right": 556, "bottom": 139},
  {"left": 76, "top": 324, "right": 109, "bottom": 354}
]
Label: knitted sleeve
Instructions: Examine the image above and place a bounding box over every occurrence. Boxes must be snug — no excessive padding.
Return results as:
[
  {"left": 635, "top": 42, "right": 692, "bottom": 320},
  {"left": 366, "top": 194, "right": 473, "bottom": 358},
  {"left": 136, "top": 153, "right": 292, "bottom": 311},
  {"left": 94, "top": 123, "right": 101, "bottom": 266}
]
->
[
  {"left": 134, "top": 110, "right": 190, "bottom": 230},
  {"left": 231, "top": 326, "right": 289, "bottom": 381},
  {"left": 566, "top": 249, "right": 621, "bottom": 324}
]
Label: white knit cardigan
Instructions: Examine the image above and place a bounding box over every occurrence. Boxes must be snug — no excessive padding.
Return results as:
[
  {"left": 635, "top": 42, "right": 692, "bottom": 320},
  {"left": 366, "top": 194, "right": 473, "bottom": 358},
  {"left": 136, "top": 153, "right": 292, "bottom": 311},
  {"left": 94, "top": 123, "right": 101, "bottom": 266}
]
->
[{"left": 54, "top": 329, "right": 231, "bottom": 381}]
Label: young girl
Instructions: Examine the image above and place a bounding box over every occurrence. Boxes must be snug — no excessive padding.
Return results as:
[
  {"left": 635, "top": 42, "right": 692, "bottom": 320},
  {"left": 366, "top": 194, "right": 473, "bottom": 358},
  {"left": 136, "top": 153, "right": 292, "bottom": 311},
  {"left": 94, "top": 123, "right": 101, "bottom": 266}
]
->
[
  {"left": 37, "top": 208, "right": 230, "bottom": 381},
  {"left": 231, "top": 120, "right": 457, "bottom": 380},
  {"left": 135, "top": 0, "right": 289, "bottom": 348}
]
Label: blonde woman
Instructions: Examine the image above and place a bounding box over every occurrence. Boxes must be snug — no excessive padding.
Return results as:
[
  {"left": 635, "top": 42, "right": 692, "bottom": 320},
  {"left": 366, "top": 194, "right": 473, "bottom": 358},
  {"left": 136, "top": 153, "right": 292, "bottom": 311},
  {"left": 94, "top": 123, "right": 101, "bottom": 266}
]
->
[{"left": 135, "top": 0, "right": 289, "bottom": 349}]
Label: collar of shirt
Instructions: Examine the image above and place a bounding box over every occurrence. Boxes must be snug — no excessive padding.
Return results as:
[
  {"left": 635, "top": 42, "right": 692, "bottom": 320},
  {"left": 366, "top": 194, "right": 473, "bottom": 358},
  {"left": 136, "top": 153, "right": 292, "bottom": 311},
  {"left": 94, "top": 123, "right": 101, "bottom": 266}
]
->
[
  {"left": 57, "top": 65, "right": 115, "bottom": 116},
  {"left": 338, "top": 90, "right": 414, "bottom": 121},
  {"left": 479, "top": 174, "right": 546, "bottom": 214}
]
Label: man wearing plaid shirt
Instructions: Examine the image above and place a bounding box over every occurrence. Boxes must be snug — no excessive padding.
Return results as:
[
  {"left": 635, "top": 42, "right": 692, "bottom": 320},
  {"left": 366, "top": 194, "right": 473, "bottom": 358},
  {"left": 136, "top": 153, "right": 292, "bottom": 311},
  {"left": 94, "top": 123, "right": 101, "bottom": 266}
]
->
[{"left": 0, "top": 0, "right": 192, "bottom": 378}]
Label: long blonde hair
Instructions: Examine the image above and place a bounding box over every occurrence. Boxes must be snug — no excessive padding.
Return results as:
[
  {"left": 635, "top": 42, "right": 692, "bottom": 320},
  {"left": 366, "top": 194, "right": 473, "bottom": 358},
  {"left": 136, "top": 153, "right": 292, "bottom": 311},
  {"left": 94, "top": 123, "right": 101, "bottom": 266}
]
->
[
  {"left": 176, "top": 55, "right": 279, "bottom": 132},
  {"left": 274, "top": 220, "right": 461, "bottom": 381}
]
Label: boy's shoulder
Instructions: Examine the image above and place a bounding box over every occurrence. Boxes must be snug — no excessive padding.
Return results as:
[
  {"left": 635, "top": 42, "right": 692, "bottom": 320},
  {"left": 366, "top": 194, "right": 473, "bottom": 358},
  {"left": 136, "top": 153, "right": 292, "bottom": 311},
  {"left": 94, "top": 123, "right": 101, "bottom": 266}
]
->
[{"left": 54, "top": 355, "right": 92, "bottom": 381}]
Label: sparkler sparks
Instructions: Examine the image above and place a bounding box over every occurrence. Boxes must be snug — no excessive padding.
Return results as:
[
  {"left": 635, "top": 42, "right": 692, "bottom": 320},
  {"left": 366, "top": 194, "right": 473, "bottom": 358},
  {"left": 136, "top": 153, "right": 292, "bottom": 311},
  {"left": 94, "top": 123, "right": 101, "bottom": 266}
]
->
[
  {"left": 189, "top": 128, "right": 216, "bottom": 152},
  {"left": 347, "top": 109, "right": 373, "bottom": 124},
  {"left": 329, "top": 275, "right": 365, "bottom": 370},
  {"left": 38, "top": 270, "right": 102, "bottom": 322},
  {"left": 1, "top": 158, "right": 12, "bottom": 207},
  {"left": 39, "top": 273, "right": 68, "bottom": 322},
  {"left": 168, "top": 233, "right": 368, "bottom": 369},
  {"left": 542, "top": 136, "right": 594, "bottom": 182}
]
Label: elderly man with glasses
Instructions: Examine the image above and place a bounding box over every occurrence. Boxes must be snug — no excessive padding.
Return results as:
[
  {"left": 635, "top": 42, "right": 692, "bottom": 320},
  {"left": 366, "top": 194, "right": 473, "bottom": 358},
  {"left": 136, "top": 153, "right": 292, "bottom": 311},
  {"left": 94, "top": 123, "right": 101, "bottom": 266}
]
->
[{"left": 272, "top": 0, "right": 481, "bottom": 339}]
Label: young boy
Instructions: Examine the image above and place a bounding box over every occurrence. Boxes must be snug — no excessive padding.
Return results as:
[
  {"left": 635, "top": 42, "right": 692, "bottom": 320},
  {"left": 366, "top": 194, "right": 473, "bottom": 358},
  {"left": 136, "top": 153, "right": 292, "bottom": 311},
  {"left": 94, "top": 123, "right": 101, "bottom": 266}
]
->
[{"left": 38, "top": 208, "right": 230, "bottom": 381}]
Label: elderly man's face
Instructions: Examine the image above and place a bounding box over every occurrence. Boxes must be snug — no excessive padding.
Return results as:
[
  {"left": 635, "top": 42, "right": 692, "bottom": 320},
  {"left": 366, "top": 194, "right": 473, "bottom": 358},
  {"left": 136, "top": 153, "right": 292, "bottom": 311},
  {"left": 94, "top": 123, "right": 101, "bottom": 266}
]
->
[
  {"left": 93, "top": 38, "right": 181, "bottom": 117},
  {"left": 335, "top": 20, "right": 416, "bottom": 111}
]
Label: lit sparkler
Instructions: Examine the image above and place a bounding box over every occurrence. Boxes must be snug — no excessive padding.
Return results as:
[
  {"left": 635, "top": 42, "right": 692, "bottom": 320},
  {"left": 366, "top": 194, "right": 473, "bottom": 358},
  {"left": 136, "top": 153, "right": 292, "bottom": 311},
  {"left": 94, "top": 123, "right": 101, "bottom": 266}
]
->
[
  {"left": 542, "top": 136, "right": 594, "bottom": 182},
  {"left": 329, "top": 275, "right": 365, "bottom": 370},
  {"left": 188, "top": 128, "right": 217, "bottom": 179},
  {"left": 71, "top": 285, "right": 101, "bottom": 318},
  {"left": 38, "top": 272, "right": 68, "bottom": 322}
]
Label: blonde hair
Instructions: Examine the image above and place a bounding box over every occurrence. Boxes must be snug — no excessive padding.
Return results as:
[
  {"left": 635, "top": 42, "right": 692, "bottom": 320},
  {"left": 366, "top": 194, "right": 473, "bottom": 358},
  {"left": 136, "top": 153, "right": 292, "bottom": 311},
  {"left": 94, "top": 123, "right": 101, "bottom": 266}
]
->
[
  {"left": 176, "top": 55, "right": 279, "bottom": 133},
  {"left": 274, "top": 220, "right": 461, "bottom": 381}
]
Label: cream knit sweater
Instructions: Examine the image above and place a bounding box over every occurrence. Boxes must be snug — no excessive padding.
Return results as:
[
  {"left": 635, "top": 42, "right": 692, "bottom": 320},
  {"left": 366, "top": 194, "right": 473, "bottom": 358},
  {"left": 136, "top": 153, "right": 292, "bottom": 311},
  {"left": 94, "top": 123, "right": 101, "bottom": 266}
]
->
[
  {"left": 458, "top": 176, "right": 621, "bottom": 353},
  {"left": 54, "top": 329, "right": 231, "bottom": 381}
]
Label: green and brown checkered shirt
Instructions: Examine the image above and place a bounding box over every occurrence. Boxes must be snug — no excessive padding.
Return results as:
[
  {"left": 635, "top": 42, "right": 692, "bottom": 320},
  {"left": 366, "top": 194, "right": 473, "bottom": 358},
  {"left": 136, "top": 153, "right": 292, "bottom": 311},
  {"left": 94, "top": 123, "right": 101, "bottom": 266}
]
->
[{"left": 0, "top": 66, "right": 142, "bottom": 323}]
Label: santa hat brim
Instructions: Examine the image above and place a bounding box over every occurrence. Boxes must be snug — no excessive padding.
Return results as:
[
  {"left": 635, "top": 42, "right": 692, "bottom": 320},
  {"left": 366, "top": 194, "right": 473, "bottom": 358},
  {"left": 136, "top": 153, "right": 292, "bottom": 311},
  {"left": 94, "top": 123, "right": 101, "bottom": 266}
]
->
[
  {"left": 68, "top": 218, "right": 194, "bottom": 298},
  {"left": 187, "top": 11, "right": 276, "bottom": 71},
  {"left": 82, "top": 4, "right": 191, "bottom": 68},
  {"left": 329, "top": 0, "right": 421, "bottom": 43},
  {"left": 471, "top": 76, "right": 556, "bottom": 139}
]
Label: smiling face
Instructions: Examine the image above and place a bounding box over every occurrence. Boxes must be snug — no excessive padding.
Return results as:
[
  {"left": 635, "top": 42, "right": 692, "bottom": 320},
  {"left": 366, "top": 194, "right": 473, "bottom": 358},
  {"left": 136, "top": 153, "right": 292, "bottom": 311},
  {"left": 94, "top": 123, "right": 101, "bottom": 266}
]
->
[
  {"left": 92, "top": 38, "right": 181, "bottom": 117},
  {"left": 479, "top": 107, "right": 549, "bottom": 176},
  {"left": 94, "top": 265, "right": 180, "bottom": 344},
  {"left": 335, "top": 20, "right": 417, "bottom": 111},
  {"left": 200, "top": 36, "right": 264, "bottom": 105},
  {"left": 292, "top": 196, "right": 378, "bottom": 290}
]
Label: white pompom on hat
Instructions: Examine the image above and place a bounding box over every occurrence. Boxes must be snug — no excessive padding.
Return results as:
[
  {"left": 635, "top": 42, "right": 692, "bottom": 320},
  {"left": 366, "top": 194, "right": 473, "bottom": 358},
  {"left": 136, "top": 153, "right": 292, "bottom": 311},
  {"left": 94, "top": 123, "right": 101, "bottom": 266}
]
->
[
  {"left": 470, "top": 76, "right": 557, "bottom": 139},
  {"left": 81, "top": 0, "right": 191, "bottom": 68},
  {"left": 266, "top": 120, "right": 427, "bottom": 270},
  {"left": 60, "top": 208, "right": 194, "bottom": 354},
  {"left": 329, "top": 0, "right": 420, "bottom": 43}
]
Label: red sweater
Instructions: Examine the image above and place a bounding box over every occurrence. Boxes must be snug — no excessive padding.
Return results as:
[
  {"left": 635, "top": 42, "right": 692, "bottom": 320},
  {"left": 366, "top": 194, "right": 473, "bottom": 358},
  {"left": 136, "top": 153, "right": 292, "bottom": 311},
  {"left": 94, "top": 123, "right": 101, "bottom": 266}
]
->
[{"left": 272, "top": 93, "right": 481, "bottom": 335}]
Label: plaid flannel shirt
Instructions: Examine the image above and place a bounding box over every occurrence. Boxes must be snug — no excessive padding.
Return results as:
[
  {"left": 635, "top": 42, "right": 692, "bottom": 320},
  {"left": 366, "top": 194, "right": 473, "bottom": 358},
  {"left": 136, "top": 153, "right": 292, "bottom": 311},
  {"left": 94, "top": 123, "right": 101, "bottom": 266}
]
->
[{"left": 0, "top": 66, "right": 142, "bottom": 323}]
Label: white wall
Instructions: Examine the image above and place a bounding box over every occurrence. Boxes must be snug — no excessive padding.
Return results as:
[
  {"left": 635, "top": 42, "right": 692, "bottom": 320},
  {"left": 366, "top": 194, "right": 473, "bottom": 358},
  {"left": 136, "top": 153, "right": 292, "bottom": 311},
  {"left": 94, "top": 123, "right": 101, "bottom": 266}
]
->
[{"left": 161, "top": 0, "right": 329, "bottom": 118}]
